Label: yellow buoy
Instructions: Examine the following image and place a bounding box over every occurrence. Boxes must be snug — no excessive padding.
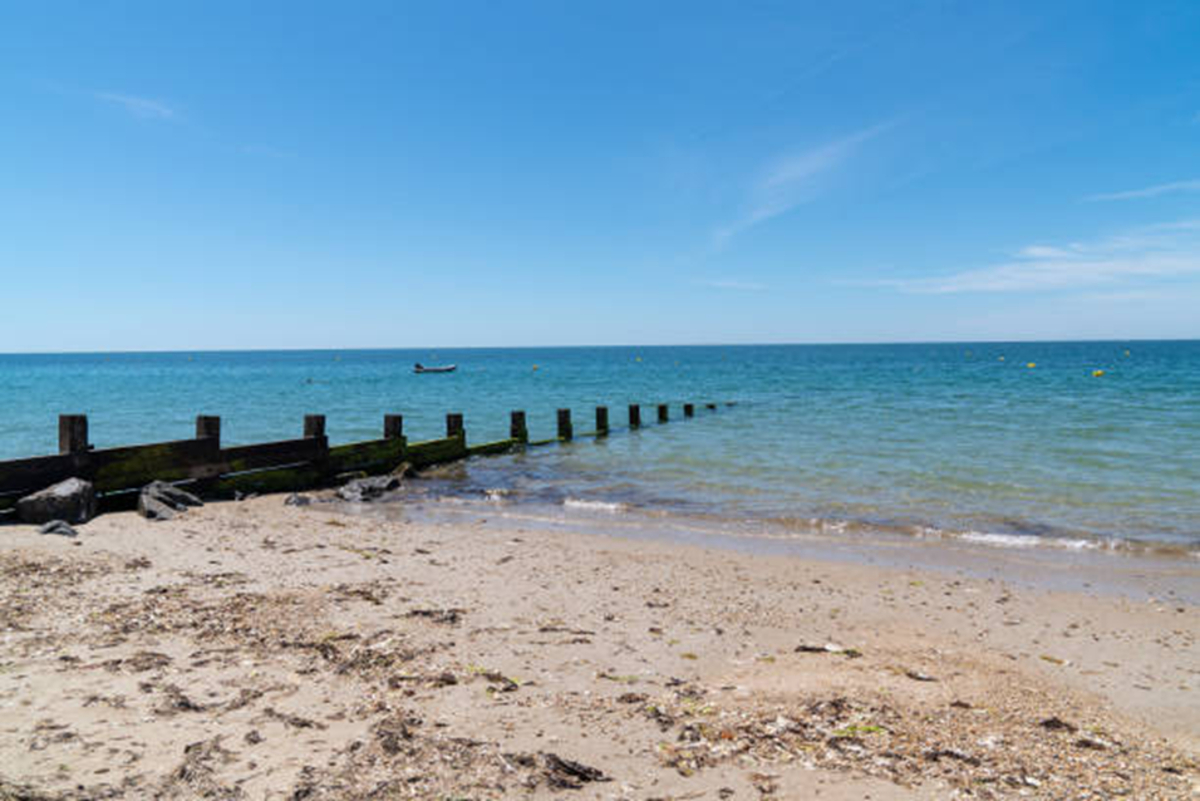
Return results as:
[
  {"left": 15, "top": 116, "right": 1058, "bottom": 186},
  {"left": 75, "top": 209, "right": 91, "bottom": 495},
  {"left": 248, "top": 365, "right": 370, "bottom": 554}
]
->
[
  {"left": 531, "top": 364, "right": 539, "bottom": 371},
  {"left": 1092, "top": 369, "right": 1105, "bottom": 377},
  {"left": 635, "top": 356, "right": 642, "bottom": 363},
  {"left": 1026, "top": 362, "right": 1036, "bottom": 368},
  {"left": 1123, "top": 349, "right": 1131, "bottom": 357}
]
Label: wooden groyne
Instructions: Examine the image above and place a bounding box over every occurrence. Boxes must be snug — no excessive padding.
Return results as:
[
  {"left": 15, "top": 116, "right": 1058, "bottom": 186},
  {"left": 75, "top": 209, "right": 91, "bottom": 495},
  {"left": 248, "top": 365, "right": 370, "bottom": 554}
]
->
[{"left": 0, "top": 402, "right": 732, "bottom": 514}]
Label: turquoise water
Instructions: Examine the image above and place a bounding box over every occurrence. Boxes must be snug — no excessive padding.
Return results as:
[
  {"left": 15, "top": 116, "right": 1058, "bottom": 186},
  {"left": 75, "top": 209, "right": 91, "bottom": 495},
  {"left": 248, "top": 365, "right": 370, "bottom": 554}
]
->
[{"left": 1, "top": 342, "right": 1197, "bottom": 550}]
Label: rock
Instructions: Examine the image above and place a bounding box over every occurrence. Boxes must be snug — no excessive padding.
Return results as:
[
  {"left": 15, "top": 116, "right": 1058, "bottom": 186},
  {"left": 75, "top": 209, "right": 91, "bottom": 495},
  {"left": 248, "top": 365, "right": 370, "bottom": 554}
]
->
[
  {"left": 284, "top": 493, "right": 312, "bottom": 507},
  {"left": 16, "top": 478, "right": 96, "bottom": 525},
  {"left": 138, "top": 481, "right": 203, "bottom": 521},
  {"left": 38, "top": 520, "right": 79, "bottom": 537},
  {"left": 336, "top": 475, "right": 402, "bottom": 503},
  {"left": 139, "top": 494, "right": 177, "bottom": 521}
]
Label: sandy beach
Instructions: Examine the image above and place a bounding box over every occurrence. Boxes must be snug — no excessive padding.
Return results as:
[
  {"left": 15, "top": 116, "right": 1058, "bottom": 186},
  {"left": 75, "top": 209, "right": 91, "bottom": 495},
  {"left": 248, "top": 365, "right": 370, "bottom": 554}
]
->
[{"left": 1, "top": 494, "right": 1196, "bottom": 799}]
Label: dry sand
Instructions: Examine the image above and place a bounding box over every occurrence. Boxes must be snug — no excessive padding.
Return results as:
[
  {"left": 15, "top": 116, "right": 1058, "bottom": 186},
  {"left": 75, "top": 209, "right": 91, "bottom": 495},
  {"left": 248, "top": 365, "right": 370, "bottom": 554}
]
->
[{"left": 1, "top": 494, "right": 1197, "bottom": 799}]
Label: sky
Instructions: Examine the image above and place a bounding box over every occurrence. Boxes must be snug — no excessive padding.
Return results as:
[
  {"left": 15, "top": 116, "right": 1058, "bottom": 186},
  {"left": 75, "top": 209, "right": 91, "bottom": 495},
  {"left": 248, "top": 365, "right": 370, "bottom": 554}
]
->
[{"left": 2, "top": 0, "right": 1199, "bottom": 351}]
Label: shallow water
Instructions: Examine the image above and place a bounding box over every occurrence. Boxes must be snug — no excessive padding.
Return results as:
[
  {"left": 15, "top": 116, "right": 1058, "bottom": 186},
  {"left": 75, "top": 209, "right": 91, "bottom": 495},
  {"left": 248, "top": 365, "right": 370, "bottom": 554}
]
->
[{"left": 1, "top": 342, "right": 1197, "bottom": 550}]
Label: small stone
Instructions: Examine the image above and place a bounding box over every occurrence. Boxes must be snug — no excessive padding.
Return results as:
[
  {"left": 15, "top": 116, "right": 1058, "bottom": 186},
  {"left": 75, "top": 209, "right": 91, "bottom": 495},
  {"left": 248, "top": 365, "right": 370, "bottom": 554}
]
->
[
  {"left": 284, "top": 493, "right": 313, "bottom": 507},
  {"left": 37, "top": 520, "right": 79, "bottom": 537},
  {"left": 336, "top": 475, "right": 402, "bottom": 503}
]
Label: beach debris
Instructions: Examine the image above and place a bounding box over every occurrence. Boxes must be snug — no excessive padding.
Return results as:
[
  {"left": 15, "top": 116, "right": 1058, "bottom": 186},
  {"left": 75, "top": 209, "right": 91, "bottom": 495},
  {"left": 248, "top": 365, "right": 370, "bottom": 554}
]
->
[
  {"left": 284, "top": 493, "right": 313, "bottom": 506},
  {"left": 105, "top": 650, "right": 172, "bottom": 673},
  {"left": 541, "top": 753, "right": 610, "bottom": 789},
  {"left": 406, "top": 607, "right": 465, "bottom": 625},
  {"left": 138, "top": 481, "right": 203, "bottom": 521},
  {"left": 924, "top": 747, "right": 981, "bottom": 766},
  {"left": 37, "top": 520, "right": 78, "bottom": 537},
  {"left": 157, "top": 683, "right": 207, "bottom": 714},
  {"left": 1039, "top": 716, "right": 1078, "bottom": 732},
  {"left": 155, "top": 737, "right": 244, "bottom": 799},
  {"left": 17, "top": 477, "right": 96, "bottom": 525},
  {"left": 905, "top": 669, "right": 938, "bottom": 682},
  {"left": 371, "top": 711, "right": 422, "bottom": 754},
  {"left": 471, "top": 667, "right": 520, "bottom": 693},
  {"left": 263, "top": 706, "right": 327, "bottom": 730},
  {"left": 1075, "top": 735, "right": 1112, "bottom": 750},
  {"left": 336, "top": 475, "right": 402, "bottom": 503},
  {"left": 795, "top": 642, "right": 861, "bottom": 658}
]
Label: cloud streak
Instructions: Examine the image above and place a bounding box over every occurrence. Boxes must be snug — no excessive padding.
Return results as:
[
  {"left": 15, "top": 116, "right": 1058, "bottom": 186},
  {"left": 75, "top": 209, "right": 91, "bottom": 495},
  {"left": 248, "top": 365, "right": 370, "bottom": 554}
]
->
[
  {"left": 715, "top": 121, "right": 891, "bottom": 245},
  {"left": 1085, "top": 180, "right": 1200, "bottom": 202},
  {"left": 873, "top": 220, "right": 1200, "bottom": 294},
  {"left": 96, "top": 92, "right": 176, "bottom": 120}
]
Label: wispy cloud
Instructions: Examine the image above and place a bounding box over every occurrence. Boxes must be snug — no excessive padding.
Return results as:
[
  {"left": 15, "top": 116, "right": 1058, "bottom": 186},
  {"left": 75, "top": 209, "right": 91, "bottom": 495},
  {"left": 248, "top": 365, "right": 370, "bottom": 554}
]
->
[
  {"left": 1085, "top": 180, "right": 1200, "bottom": 202},
  {"left": 700, "top": 279, "right": 767, "bottom": 291},
  {"left": 96, "top": 92, "right": 176, "bottom": 120},
  {"left": 873, "top": 220, "right": 1200, "bottom": 294},
  {"left": 714, "top": 121, "right": 892, "bottom": 245}
]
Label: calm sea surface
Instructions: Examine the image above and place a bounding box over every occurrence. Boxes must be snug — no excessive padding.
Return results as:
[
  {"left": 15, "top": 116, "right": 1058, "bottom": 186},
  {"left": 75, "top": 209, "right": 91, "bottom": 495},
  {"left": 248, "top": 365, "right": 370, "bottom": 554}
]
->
[{"left": 1, "top": 342, "right": 1197, "bottom": 551}]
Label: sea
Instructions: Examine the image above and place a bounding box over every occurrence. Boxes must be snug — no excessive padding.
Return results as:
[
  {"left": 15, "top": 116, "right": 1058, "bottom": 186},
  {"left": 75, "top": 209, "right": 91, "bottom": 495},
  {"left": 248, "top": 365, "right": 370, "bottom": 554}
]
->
[{"left": 2, "top": 342, "right": 1198, "bottom": 561}]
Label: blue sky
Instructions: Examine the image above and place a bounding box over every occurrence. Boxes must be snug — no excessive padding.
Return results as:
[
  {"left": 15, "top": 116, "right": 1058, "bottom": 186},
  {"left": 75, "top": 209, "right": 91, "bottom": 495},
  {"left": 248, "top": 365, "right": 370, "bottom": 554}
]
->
[{"left": 2, "top": 1, "right": 1199, "bottom": 351}]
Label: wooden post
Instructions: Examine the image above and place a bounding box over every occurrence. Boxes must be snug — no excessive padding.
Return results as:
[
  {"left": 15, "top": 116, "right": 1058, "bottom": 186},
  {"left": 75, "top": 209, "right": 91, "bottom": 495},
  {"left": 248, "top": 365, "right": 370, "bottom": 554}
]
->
[
  {"left": 510, "top": 411, "right": 528, "bottom": 442},
  {"left": 195, "top": 415, "right": 221, "bottom": 445},
  {"left": 628, "top": 404, "right": 641, "bottom": 429},
  {"left": 557, "top": 408, "right": 573, "bottom": 440},
  {"left": 384, "top": 414, "right": 404, "bottom": 439},
  {"left": 58, "top": 414, "right": 88, "bottom": 454},
  {"left": 304, "top": 414, "right": 326, "bottom": 438},
  {"left": 684, "top": 403, "right": 694, "bottom": 418},
  {"left": 446, "top": 413, "right": 464, "bottom": 438},
  {"left": 595, "top": 406, "right": 609, "bottom": 434},
  {"left": 658, "top": 404, "right": 669, "bottom": 423}
]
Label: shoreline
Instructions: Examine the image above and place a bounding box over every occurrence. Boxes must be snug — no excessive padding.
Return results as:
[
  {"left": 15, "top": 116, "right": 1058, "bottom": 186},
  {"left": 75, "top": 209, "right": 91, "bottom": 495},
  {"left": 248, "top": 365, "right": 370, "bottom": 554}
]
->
[
  {"left": 352, "top": 493, "right": 1200, "bottom": 604},
  {"left": 1, "top": 492, "right": 1196, "bottom": 798}
]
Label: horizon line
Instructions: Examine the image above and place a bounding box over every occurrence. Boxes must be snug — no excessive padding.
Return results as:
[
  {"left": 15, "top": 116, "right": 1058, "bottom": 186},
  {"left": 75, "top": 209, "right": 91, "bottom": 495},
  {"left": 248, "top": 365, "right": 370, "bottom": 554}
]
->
[{"left": 1, "top": 335, "right": 1194, "bottom": 357}]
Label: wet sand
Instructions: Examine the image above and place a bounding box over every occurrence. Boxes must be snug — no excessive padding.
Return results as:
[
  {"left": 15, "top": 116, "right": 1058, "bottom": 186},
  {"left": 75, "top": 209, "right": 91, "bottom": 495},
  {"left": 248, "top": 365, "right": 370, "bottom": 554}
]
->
[{"left": 1, "top": 494, "right": 1197, "bottom": 799}]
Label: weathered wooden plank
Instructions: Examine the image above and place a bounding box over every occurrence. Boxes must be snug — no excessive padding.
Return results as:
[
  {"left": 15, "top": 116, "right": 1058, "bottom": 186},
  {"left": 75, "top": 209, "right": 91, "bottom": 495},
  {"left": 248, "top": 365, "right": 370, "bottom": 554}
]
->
[
  {"left": 0, "top": 452, "right": 84, "bottom": 496},
  {"left": 557, "top": 409, "right": 573, "bottom": 441},
  {"left": 59, "top": 415, "right": 89, "bottom": 454},
  {"left": 219, "top": 437, "right": 328, "bottom": 474},
  {"left": 196, "top": 416, "right": 221, "bottom": 443},
  {"left": 384, "top": 414, "right": 404, "bottom": 439},
  {"left": 327, "top": 437, "right": 406, "bottom": 474},
  {"left": 304, "top": 415, "right": 326, "bottom": 438},
  {"left": 208, "top": 463, "right": 329, "bottom": 498},
  {"left": 467, "top": 439, "right": 517, "bottom": 457},
  {"left": 510, "top": 411, "right": 528, "bottom": 442},
  {"left": 406, "top": 436, "right": 467, "bottom": 467},
  {"left": 90, "top": 438, "right": 223, "bottom": 493}
]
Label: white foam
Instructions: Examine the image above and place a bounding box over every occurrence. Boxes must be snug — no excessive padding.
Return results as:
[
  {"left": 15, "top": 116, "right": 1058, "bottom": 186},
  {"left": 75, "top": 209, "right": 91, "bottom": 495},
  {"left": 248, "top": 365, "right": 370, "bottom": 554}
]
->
[
  {"left": 563, "top": 498, "right": 627, "bottom": 513},
  {"left": 960, "top": 531, "right": 1096, "bottom": 551}
]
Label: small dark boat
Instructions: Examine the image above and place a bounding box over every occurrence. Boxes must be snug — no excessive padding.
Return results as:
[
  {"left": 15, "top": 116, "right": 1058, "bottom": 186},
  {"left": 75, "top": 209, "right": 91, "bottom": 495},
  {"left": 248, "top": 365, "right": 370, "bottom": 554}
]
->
[{"left": 414, "top": 362, "right": 457, "bottom": 374}]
